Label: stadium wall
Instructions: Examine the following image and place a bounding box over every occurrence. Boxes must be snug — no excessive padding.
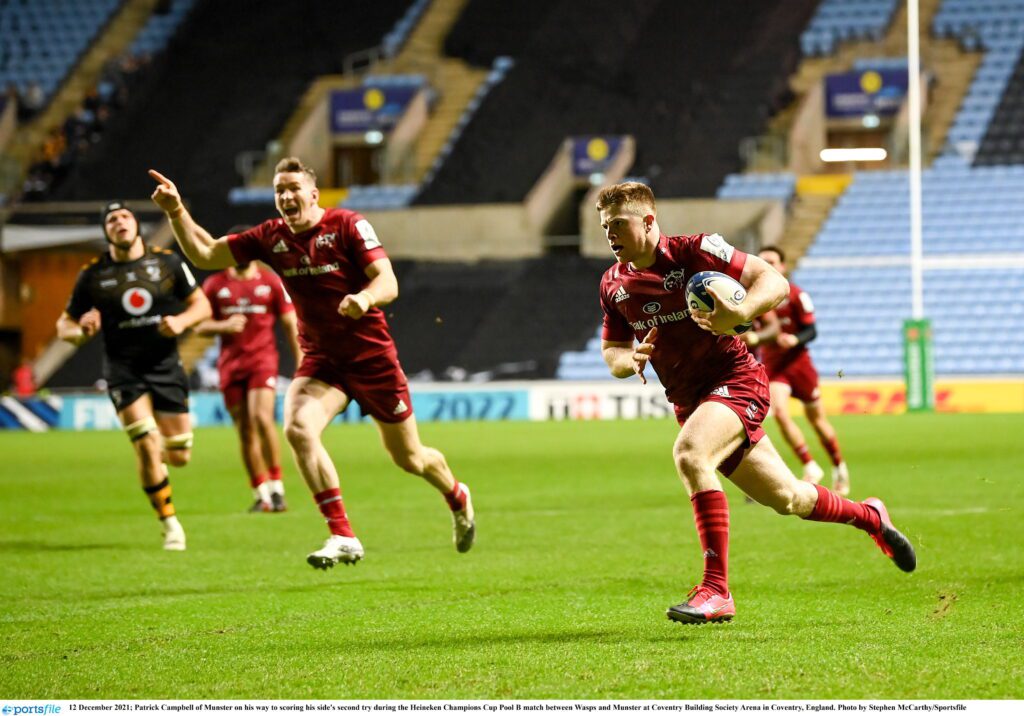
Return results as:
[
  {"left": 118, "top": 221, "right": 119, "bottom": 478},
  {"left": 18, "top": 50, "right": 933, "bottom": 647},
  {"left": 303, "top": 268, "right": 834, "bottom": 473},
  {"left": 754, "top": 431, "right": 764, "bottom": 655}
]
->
[
  {"left": 360, "top": 204, "right": 543, "bottom": 260},
  {"left": 6, "top": 378, "right": 1022, "bottom": 431}
]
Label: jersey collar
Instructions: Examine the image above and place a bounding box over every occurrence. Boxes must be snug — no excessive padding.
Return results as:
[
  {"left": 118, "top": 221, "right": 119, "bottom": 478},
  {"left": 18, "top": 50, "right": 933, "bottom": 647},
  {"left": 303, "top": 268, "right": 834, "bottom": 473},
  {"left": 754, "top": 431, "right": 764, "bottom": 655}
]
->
[{"left": 625, "top": 234, "right": 667, "bottom": 273}]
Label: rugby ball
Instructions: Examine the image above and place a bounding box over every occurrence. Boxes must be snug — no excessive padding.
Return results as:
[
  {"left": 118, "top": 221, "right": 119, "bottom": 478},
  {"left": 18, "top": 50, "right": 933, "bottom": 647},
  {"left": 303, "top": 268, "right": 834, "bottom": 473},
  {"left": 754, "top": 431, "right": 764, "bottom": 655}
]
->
[{"left": 685, "top": 271, "right": 752, "bottom": 336}]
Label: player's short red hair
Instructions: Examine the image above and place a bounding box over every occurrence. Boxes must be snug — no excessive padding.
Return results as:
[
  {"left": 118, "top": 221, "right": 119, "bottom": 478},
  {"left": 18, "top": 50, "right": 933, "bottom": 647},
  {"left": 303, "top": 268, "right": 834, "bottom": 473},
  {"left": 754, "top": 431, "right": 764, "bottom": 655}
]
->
[
  {"left": 595, "top": 181, "right": 656, "bottom": 216},
  {"left": 274, "top": 156, "right": 317, "bottom": 185}
]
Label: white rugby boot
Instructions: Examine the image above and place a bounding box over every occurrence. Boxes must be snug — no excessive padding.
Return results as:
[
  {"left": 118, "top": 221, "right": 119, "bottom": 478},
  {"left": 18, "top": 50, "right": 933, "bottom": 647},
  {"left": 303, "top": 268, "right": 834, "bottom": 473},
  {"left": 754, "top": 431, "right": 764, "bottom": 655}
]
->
[
  {"left": 802, "top": 460, "right": 825, "bottom": 485},
  {"left": 832, "top": 461, "right": 851, "bottom": 496},
  {"left": 452, "top": 484, "right": 476, "bottom": 553},
  {"left": 306, "top": 535, "right": 364, "bottom": 569},
  {"left": 161, "top": 516, "right": 186, "bottom": 551}
]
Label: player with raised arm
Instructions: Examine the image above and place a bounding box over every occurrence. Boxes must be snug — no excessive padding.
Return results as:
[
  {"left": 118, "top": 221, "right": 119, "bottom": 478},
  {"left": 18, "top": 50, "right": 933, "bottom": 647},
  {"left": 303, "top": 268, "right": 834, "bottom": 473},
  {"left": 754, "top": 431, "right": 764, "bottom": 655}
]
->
[
  {"left": 596, "top": 182, "right": 914, "bottom": 624},
  {"left": 56, "top": 202, "right": 211, "bottom": 550},
  {"left": 149, "top": 158, "right": 474, "bottom": 568},
  {"left": 197, "top": 239, "right": 302, "bottom": 512},
  {"left": 742, "top": 246, "right": 850, "bottom": 495}
]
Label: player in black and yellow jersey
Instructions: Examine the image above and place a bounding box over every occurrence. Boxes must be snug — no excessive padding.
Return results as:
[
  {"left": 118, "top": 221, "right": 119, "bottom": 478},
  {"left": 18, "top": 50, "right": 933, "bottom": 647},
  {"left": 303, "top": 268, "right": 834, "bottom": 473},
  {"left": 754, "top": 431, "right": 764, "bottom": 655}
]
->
[{"left": 57, "top": 202, "right": 211, "bottom": 550}]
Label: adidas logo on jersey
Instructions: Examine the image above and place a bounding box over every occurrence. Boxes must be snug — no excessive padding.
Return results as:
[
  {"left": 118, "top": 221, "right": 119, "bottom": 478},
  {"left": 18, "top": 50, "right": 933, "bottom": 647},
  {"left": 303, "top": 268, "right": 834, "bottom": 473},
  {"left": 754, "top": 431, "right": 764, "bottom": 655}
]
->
[
  {"left": 272, "top": 239, "right": 290, "bottom": 253},
  {"left": 613, "top": 285, "right": 630, "bottom": 303},
  {"left": 393, "top": 399, "right": 409, "bottom": 415},
  {"left": 710, "top": 385, "right": 730, "bottom": 398}
]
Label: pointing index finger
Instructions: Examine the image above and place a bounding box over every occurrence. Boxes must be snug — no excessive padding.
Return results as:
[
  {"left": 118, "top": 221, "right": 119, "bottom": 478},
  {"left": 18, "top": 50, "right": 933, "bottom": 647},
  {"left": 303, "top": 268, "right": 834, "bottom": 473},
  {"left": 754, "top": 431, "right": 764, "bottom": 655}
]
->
[
  {"left": 642, "top": 327, "right": 658, "bottom": 344},
  {"left": 148, "top": 169, "right": 172, "bottom": 186}
]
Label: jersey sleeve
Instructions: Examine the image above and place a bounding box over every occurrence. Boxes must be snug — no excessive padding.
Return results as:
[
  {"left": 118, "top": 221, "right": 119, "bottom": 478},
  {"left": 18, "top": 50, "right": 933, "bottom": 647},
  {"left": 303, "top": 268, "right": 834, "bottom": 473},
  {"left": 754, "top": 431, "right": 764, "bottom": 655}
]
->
[
  {"left": 680, "top": 233, "right": 747, "bottom": 281},
  {"left": 169, "top": 253, "right": 200, "bottom": 300},
  {"left": 600, "top": 285, "right": 634, "bottom": 343},
  {"left": 342, "top": 211, "right": 388, "bottom": 269},
  {"left": 64, "top": 266, "right": 94, "bottom": 320},
  {"left": 227, "top": 223, "right": 270, "bottom": 265},
  {"left": 792, "top": 286, "right": 816, "bottom": 327}
]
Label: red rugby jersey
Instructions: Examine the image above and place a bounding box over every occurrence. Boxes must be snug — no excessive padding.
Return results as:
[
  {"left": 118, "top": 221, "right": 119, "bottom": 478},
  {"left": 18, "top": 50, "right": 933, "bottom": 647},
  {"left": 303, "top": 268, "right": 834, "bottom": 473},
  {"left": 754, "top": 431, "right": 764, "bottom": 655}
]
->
[
  {"left": 759, "top": 281, "right": 815, "bottom": 372},
  {"left": 227, "top": 208, "right": 394, "bottom": 362},
  {"left": 202, "top": 268, "right": 293, "bottom": 377},
  {"left": 599, "top": 233, "right": 762, "bottom": 410}
]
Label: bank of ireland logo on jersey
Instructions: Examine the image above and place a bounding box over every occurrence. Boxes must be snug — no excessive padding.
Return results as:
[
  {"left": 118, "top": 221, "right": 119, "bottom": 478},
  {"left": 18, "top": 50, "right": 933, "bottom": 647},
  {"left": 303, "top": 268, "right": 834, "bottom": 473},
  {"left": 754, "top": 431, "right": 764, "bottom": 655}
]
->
[
  {"left": 663, "top": 269, "right": 687, "bottom": 291},
  {"left": 122, "top": 287, "right": 153, "bottom": 316},
  {"left": 643, "top": 302, "right": 661, "bottom": 314}
]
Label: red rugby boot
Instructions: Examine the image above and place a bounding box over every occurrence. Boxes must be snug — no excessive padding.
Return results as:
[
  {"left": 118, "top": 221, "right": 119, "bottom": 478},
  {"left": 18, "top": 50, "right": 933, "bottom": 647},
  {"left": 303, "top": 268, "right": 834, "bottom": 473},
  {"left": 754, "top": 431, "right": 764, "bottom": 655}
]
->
[
  {"left": 864, "top": 497, "right": 917, "bottom": 573},
  {"left": 667, "top": 585, "right": 735, "bottom": 624}
]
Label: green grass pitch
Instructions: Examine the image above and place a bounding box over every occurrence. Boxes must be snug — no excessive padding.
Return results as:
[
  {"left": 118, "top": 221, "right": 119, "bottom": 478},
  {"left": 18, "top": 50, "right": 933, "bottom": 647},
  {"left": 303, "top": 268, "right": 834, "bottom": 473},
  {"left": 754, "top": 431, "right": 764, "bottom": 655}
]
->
[{"left": 1, "top": 413, "right": 1022, "bottom": 699}]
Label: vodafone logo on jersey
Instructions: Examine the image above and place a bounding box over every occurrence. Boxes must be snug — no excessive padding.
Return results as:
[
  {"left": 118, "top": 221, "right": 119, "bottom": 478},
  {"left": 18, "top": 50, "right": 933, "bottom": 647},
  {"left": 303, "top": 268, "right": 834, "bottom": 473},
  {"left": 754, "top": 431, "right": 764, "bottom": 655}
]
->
[{"left": 122, "top": 287, "right": 153, "bottom": 316}]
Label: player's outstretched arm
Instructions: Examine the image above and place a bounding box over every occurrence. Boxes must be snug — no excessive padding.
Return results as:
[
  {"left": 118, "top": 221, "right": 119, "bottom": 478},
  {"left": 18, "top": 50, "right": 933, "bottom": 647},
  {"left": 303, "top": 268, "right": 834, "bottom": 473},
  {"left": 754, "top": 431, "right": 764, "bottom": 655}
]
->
[{"left": 149, "top": 169, "right": 236, "bottom": 270}]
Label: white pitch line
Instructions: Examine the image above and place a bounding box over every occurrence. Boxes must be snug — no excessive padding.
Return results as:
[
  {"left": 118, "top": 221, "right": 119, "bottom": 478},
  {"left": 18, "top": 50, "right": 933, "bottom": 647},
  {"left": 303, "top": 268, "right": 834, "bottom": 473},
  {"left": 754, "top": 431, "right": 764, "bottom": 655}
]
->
[{"left": 898, "top": 507, "right": 994, "bottom": 517}]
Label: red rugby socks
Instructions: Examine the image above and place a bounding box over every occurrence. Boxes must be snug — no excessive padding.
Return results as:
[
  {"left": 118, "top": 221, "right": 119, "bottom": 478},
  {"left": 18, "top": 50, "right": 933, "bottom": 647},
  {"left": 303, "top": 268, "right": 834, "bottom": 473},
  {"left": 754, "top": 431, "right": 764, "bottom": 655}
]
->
[
  {"left": 444, "top": 481, "right": 468, "bottom": 512},
  {"left": 795, "top": 444, "right": 813, "bottom": 465},
  {"left": 314, "top": 488, "right": 355, "bottom": 537},
  {"left": 804, "top": 484, "right": 880, "bottom": 532},
  {"left": 691, "top": 489, "right": 730, "bottom": 595},
  {"left": 823, "top": 437, "right": 843, "bottom": 467}
]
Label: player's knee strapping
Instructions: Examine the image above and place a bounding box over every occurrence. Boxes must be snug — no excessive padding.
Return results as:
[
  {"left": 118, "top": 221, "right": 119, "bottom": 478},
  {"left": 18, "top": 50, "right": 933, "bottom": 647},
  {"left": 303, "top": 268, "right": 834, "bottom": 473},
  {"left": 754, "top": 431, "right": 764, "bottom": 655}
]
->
[
  {"left": 125, "top": 416, "right": 157, "bottom": 442},
  {"left": 164, "top": 432, "right": 194, "bottom": 451}
]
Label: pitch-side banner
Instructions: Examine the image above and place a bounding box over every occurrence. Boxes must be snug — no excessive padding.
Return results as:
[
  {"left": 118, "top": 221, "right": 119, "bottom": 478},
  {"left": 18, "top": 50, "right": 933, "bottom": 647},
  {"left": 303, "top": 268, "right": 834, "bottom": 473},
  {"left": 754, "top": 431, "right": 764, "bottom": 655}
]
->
[{"left": 13, "top": 378, "right": 1024, "bottom": 431}]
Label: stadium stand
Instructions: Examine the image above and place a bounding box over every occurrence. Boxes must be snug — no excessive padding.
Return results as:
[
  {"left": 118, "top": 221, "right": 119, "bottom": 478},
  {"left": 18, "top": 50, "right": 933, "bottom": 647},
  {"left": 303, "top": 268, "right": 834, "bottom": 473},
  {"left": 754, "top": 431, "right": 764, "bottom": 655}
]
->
[
  {"left": 777, "top": 0, "right": 1024, "bottom": 377},
  {"left": 932, "top": 0, "right": 1024, "bottom": 160},
  {"left": 48, "top": 0, "right": 414, "bottom": 230},
  {"left": 800, "top": 0, "right": 901, "bottom": 56},
  {"left": 806, "top": 162, "right": 1024, "bottom": 258},
  {"left": 559, "top": 0, "right": 1024, "bottom": 382},
  {"left": 336, "top": 56, "right": 516, "bottom": 212},
  {"left": 128, "top": 0, "right": 198, "bottom": 58},
  {"left": 715, "top": 172, "right": 797, "bottom": 202},
  {"left": 9, "top": 0, "right": 1024, "bottom": 393},
  {"left": 0, "top": 0, "right": 121, "bottom": 101},
  {"left": 381, "top": 0, "right": 432, "bottom": 60},
  {"left": 417, "top": 0, "right": 818, "bottom": 204}
]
